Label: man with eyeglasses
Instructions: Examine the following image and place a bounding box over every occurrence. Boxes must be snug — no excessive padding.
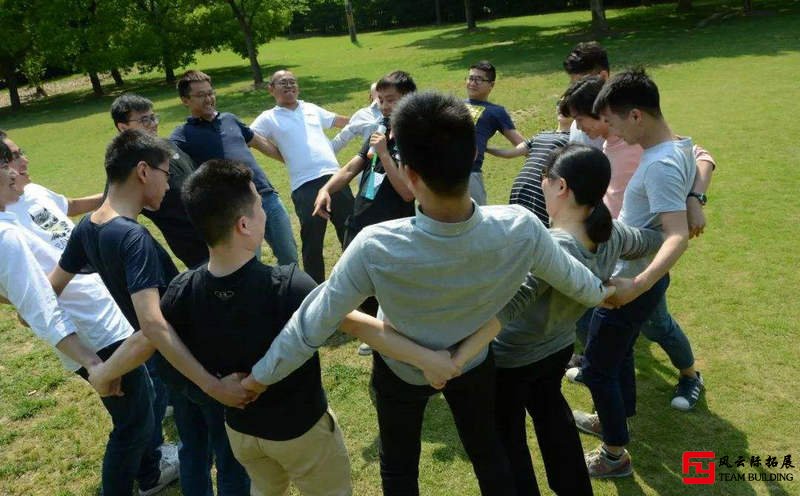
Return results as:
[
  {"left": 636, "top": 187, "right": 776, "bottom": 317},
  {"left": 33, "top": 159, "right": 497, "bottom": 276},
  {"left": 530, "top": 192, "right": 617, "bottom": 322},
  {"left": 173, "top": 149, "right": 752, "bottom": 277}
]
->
[
  {"left": 464, "top": 60, "right": 526, "bottom": 205},
  {"left": 169, "top": 69, "right": 298, "bottom": 267},
  {"left": 111, "top": 94, "right": 209, "bottom": 270},
  {"left": 250, "top": 69, "right": 354, "bottom": 283},
  {"left": 1, "top": 130, "right": 103, "bottom": 249}
]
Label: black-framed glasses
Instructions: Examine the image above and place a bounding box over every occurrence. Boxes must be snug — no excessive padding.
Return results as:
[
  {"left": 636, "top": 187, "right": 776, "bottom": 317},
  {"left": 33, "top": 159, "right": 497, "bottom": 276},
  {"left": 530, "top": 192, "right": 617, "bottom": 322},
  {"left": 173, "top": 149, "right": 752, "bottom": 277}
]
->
[
  {"left": 148, "top": 164, "right": 172, "bottom": 179},
  {"left": 271, "top": 78, "right": 298, "bottom": 88},
  {"left": 128, "top": 114, "right": 159, "bottom": 126},
  {"left": 466, "top": 76, "right": 493, "bottom": 84},
  {"left": 190, "top": 90, "right": 216, "bottom": 99}
]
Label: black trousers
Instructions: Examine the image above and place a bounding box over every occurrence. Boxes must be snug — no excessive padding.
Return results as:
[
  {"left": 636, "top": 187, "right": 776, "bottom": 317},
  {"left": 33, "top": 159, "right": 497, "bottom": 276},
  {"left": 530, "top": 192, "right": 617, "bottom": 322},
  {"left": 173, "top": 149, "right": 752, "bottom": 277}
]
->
[
  {"left": 290, "top": 175, "right": 354, "bottom": 283},
  {"left": 371, "top": 351, "right": 515, "bottom": 496},
  {"left": 494, "top": 345, "right": 593, "bottom": 496}
]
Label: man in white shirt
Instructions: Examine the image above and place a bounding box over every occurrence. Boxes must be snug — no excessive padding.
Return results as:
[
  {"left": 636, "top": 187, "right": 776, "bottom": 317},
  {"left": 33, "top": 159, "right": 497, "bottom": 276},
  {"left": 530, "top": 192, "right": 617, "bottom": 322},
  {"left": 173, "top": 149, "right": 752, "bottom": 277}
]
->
[
  {"left": 0, "top": 139, "right": 178, "bottom": 496},
  {"left": 250, "top": 70, "right": 355, "bottom": 282},
  {"left": 330, "top": 81, "right": 383, "bottom": 153}
]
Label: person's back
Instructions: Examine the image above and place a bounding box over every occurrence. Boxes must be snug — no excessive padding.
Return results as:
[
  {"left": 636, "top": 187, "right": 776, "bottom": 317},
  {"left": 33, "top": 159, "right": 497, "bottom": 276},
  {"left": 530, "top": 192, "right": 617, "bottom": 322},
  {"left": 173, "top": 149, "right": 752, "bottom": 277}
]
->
[{"left": 508, "top": 130, "right": 570, "bottom": 225}]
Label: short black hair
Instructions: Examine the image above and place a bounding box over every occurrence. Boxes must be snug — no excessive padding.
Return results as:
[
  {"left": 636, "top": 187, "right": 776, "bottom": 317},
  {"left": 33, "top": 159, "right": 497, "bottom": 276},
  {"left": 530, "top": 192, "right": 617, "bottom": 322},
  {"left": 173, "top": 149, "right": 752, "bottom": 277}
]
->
[
  {"left": 104, "top": 130, "right": 171, "bottom": 185},
  {"left": 0, "top": 139, "right": 11, "bottom": 162},
  {"left": 376, "top": 70, "right": 417, "bottom": 96},
  {"left": 177, "top": 70, "right": 212, "bottom": 98},
  {"left": 110, "top": 94, "right": 153, "bottom": 127},
  {"left": 563, "top": 42, "right": 610, "bottom": 75},
  {"left": 593, "top": 67, "right": 662, "bottom": 118},
  {"left": 391, "top": 91, "right": 474, "bottom": 197},
  {"left": 469, "top": 60, "right": 496, "bottom": 82},
  {"left": 559, "top": 75, "right": 605, "bottom": 118},
  {"left": 182, "top": 159, "right": 257, "bottom": 247}
]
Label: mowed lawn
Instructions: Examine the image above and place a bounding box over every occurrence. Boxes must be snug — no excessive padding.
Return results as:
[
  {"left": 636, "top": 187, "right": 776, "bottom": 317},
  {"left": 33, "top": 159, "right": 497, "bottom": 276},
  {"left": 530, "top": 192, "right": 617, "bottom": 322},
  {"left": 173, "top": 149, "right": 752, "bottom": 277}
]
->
[{"left": 1, "top": 0, "right": 799, "bottom": 494}]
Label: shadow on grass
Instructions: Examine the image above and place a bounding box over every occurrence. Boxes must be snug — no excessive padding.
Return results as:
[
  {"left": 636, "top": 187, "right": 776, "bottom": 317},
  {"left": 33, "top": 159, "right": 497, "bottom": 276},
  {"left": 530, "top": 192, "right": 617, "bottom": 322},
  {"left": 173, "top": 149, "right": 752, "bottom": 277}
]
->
[
  {"left": 593, "top": 339, "right": 793, "bottom": 495},
  {"left": 402, "top": 0, "right": 800, "bottom": 78},
  {"left": 0, "top": 63, "right": 371, "bottom": 131}
]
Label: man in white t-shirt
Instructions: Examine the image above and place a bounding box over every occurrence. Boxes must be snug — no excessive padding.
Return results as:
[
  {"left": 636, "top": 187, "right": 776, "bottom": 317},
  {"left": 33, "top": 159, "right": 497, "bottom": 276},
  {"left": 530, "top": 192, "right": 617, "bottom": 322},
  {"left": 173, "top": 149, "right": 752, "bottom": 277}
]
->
[
  {"left": 250, "top": 70, "right": 355, "bottom": 282},
  {"left": 0, "top": 138, "right": 179, "bottom": 495}
]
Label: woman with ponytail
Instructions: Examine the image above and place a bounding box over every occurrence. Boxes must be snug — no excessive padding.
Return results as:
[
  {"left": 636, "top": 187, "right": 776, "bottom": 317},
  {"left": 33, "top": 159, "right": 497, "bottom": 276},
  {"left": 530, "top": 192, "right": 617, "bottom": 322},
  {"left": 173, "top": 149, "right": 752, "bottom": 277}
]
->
[{"left": 493, "top": 144, "right": 663, "bottom": 493}]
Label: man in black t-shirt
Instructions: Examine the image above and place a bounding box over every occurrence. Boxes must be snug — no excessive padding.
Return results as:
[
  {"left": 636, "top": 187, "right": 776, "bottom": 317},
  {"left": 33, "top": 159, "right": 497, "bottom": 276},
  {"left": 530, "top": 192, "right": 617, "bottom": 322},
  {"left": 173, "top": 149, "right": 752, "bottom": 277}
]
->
[
  {"left": 50, "top": 130, "right": 256, "bottom": 495},
  {"left": 166, "top": 160, "right": 352, "bottom": 495},
  {"left": 111, "top": 94, "right": 208, "bottom": 269},
  {"left": 312, "top": 72, "right": 417, "bottom": 343}
]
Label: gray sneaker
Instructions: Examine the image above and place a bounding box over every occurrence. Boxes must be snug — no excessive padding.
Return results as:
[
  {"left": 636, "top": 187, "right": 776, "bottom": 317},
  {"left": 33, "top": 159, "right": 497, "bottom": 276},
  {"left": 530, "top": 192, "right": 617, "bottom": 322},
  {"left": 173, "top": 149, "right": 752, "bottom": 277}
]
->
[
  {"left": 671, "top": 371, "right": 704, "bottom": 411},
  {"left": 139, "top": 447, "right": 179, "bottom": 496},
  {"left": 358, "top": 342, "right": 373, "bottom": 356},
  {"left": 573, "top": 410, "right": 602, "bottom": 438},
  {"left": 585, "top": 446, "right": 633, "bottom": 478}
]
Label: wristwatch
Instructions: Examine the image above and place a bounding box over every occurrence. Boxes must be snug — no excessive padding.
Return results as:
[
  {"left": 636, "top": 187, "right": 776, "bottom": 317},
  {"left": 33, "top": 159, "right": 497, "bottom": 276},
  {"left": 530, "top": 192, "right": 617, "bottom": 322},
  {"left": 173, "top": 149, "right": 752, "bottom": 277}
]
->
[{"left": 688, "top": 192, "right": 708, "bottom": 206}]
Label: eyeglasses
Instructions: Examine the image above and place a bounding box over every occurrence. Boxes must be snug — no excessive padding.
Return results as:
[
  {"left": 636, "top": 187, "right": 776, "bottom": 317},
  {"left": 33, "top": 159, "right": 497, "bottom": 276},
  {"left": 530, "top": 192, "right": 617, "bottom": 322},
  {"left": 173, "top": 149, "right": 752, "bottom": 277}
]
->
[
  {"left": 189, "top": 90, "right": 216, "bottom": 99},
  {"left": 466, "top": 76, "right": 493, "bottom": 84},
  {"left": 148, "top": 164, "right": 172, "bottom": 179},
  {"left": 128, "top": 114, "right": 159, "bottom": 126},
  {"left": 271, "top": 79, "right": 298, "bottom": 88}
]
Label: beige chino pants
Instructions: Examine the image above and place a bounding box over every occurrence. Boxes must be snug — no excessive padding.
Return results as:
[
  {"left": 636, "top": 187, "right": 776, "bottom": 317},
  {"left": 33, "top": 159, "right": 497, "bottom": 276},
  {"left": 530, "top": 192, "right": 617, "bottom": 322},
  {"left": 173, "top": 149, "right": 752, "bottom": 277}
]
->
[{"left": 226, "top": 409, "right": 352, "bottom": 496}]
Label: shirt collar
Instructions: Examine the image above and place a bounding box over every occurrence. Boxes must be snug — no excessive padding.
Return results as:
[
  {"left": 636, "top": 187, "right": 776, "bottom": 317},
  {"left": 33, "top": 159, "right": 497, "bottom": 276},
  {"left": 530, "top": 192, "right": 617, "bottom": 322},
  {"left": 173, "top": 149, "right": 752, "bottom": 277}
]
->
[
  {"left": 273, "top": 100, "right": 304, "bottom": 113},
  {"left": 412, "top": 201, "right": 482, "bottom": 237},
  {"left": 187, "top": 111, "right": 220, "bottom": 125}
]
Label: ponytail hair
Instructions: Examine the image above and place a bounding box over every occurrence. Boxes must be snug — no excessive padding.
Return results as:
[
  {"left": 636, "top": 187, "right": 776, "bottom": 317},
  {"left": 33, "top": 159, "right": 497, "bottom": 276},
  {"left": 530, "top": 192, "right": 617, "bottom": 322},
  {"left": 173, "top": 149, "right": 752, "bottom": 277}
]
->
[{"left": 548, "top": 144, "right": 612, "bottom": 244}]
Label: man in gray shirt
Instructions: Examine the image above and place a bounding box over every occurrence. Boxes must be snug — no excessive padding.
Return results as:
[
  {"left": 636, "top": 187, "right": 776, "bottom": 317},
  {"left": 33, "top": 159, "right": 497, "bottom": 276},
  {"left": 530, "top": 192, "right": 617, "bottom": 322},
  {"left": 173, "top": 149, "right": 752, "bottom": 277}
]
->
[{"left": 243, "top": 92, "right": 614, "bottom": 495}]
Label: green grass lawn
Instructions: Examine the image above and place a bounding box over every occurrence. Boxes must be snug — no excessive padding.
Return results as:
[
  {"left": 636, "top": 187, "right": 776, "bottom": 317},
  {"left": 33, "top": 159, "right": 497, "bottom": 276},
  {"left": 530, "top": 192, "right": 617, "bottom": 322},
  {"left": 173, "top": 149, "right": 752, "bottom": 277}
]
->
[{"left": 1, "top": 0, "right": 799, "bottom": 494}]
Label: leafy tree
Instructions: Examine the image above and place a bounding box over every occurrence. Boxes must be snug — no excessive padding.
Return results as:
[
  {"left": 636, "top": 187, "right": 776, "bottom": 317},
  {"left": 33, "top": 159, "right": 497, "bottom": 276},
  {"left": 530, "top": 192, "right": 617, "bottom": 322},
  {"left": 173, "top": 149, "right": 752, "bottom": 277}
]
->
[{"left": 0, "top": 0, "right": 34, "bottom": 109}]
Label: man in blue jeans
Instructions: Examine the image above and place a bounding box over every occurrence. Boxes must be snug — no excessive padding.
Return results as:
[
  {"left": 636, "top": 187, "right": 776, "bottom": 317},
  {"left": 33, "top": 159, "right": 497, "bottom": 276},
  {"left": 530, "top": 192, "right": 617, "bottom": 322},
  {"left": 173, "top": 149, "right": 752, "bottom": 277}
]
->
[
  {"left": 573, "top": 69, "right": 699, "bottom": 478},
  {"left": 169, "top": 70, "right": 298, "bottom": 266}
]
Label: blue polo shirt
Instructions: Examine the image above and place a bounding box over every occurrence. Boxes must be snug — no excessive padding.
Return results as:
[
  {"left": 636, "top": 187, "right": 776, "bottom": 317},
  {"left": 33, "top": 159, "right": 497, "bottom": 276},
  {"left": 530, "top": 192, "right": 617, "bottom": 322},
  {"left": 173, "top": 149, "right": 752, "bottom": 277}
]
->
[
  {"left": 464, "top": 99, "right": 516, "bottom": 173},
  {"left": 169, "top": 112, "right": 274, "bottom": 194}
]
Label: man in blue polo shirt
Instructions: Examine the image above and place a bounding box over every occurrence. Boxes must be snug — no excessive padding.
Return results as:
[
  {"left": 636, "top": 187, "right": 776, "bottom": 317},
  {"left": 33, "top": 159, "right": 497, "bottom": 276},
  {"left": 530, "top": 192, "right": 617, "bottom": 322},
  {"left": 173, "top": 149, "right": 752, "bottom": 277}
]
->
[
  {"left": 464, "top": 60, "right": 526, "bottom": 205},
  {"left": 169, "top": 70, "right": 298, "bottom": 265}
]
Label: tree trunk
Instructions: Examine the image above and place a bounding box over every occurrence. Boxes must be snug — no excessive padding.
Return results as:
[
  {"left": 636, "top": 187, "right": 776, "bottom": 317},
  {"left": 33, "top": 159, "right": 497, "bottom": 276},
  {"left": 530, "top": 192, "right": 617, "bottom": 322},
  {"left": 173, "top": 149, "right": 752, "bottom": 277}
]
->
[
  {"left": 164, "top": 64, "right": 175, "bottom": 84},
  {"left": 111, "top": 68, "right": 124, "bottom": 86},
  {"left": 344, "top": 0, "right": 358, "bottom": 43},
  {"left": 676, "top": 0, "right": 691, "bottom": 11},
  {"left": 35, "top": 85, "right": 48, "bottom": 98},
  {"left": 226, "top": 0, "right": 263, "bottom": 86},
  {"left": 464, "top": 0, "right": 475, "bottom": 29},
  {"left": 5, "top": 70, "right": 21, "bottom": 110},
  {"left": 743, "top": 0, "right": 752, "bottom": 13},
  {"left": 88, "top": 72, "right": 103, "bottom": 96},
  {"left": 590, "top": 0, "right": 609, "bottom": 35},
  {"left": 435, "top": 0, "right": 442, "bottom": 24}
]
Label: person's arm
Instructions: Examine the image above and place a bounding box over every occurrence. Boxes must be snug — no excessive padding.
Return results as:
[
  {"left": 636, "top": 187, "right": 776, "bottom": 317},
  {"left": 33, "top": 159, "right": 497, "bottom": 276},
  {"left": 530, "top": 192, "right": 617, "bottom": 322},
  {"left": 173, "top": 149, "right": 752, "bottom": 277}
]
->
[
  {"left": 49, "top": 265, "right": 76, "bottom": 297},
  {"left": 91, "top": 288, "right": 255, "bottom": 407},
  {"left": 244, "top": 234, "right": 377, "bottom": 390},
  {"left": 486, "top": 140, "right": 530, "bottom": 159},
  {"left": 686, "top": 145, "right": 716, "bottom": 239},
  {"left": 450, "top": 317, "right": 501, "bottom": 371},
  {"left": 339, "top": 310, "right": 460, "bottom": 388},
  {"left": 614, "top": 222, "right": 665, "bottom": 260},
  {"left": 66, "top": 193, "right": 104, "bottom": 216},
  {"left": 312, "top": 155, "right": 367, "bottom": 220},
  {"left": 372, "top": 132, "right": 414, "bottom": 202},
  {"left": 249, "top": 132, "right": 284, "bottom": 163},
  {"left": 331, "top": 126, "right": 355, "bottom": 153},
  {"left": 502, "top": 128, "right": 526, "bottom": 147},
  {"left": 332, "top": 115, "right": 349, "bottom": 128},
  {"left": 607, "top": 211, "right": 689, "bottom": 307}
]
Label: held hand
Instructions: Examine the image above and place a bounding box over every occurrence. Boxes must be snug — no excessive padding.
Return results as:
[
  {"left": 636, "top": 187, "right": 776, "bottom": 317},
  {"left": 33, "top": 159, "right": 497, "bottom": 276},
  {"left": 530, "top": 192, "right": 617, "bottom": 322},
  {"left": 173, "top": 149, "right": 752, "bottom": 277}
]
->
[
  {"left": 312, "top": 190, "right": 332, "bottom": 220},
  {"left": 421, "top": 349, "right": 461, "bottom": 390},
  {"left": 210, "top": 372, "right": 259, "bottom": 409},
  {"left": 87, "top": 363, "right": 124, "bottom": 397},
  {"left": 369, "top": 132, "right": 388, "bottom": 157},
  {"left": 600, "top": 277, "right": 641, "bottom": 309},
  {"left": 686, "top": 199, "right": 706, "bottom": 239},
  {"left": 241, "top": 373, "right": 268, "bottom": 395}
]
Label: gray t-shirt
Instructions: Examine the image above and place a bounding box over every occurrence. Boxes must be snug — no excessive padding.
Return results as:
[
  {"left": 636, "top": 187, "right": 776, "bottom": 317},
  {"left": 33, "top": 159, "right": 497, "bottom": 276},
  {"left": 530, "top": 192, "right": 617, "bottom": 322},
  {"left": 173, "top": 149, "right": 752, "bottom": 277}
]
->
[
  {"left": 617, "top": 137, "right": 696, "bottom": 277},
  {"left": 494, "top": 221, "right": 663, "bottom": 368}
]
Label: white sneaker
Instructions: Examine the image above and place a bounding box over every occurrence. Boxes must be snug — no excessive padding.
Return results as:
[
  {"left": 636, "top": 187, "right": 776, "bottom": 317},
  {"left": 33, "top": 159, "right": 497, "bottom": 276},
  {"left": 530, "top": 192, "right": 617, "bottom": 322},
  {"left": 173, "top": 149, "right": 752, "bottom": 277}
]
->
[
  {"left": 358, "top": 342, "right": 373, "bottom": 356},
  {"left": 139, "top": 446, "right": 179, "bottom": 496}
]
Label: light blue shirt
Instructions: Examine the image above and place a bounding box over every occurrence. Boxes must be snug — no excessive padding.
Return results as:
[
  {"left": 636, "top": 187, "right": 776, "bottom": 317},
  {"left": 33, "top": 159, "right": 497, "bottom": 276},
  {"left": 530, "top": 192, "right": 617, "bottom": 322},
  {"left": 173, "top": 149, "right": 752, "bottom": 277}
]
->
[{"left": 253, "top": 203, "right": 609, "bottom": 385}]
